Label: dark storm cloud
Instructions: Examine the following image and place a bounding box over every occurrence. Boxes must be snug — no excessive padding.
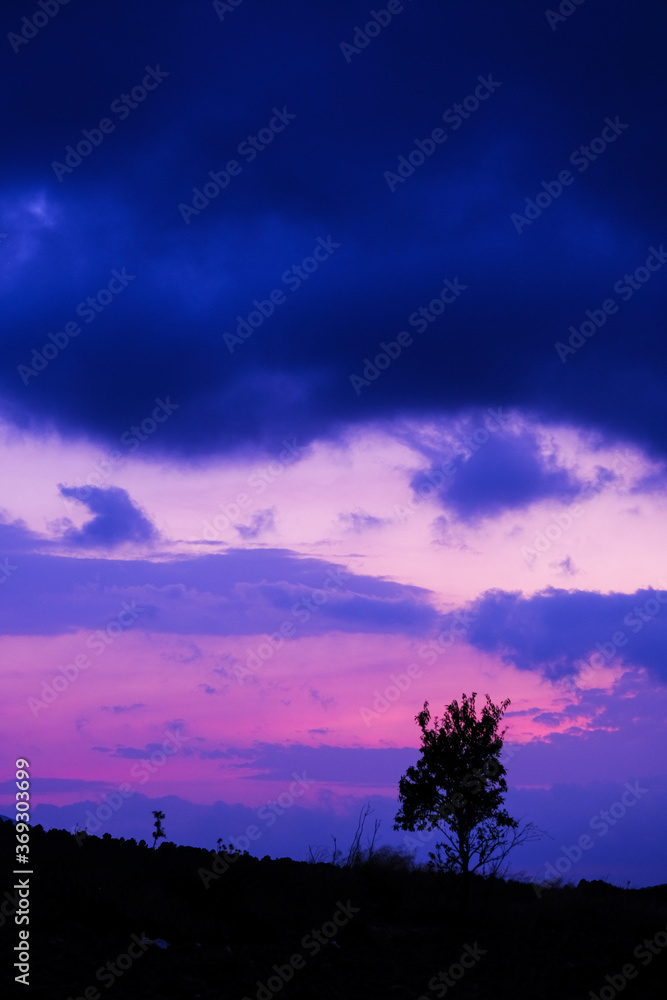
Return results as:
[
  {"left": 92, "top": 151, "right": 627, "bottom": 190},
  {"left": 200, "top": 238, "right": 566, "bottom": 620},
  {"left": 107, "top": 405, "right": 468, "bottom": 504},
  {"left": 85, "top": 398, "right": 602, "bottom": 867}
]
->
[
  {"left": 1, "top": 1, "right": 666, "bottom": 461},
  {"left": 58, "top": 485, "right": 158, "bottom": 548},
  {"left": 0, "top": 545, "right": 438, "bottom": 637},
  {"left": 410, "top": 428, "right": 581, "bottom": 522},
  {"left": 464, "top": 584, "right": 667, "bottom": 683}
]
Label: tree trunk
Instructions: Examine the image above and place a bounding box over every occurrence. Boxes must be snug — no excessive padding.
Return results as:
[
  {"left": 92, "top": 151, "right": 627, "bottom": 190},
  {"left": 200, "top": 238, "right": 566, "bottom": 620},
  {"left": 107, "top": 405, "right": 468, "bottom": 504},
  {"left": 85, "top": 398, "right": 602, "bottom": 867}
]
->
[
  {"left": 458, "top": 833, "right": 470, "bottom": 923},
  {"left": 459, "top": 862, "right": 470, "bottom": 922}
]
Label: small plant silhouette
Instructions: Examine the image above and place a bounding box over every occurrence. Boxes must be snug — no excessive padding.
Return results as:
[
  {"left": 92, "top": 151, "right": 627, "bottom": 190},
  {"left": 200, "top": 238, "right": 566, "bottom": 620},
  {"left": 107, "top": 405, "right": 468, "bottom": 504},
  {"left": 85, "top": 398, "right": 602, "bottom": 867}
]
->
[
  {"left": 151, "top": 810, "right": 166, "bottom": 849},
  {"left": 307, "top": 803, "right": 381, "bottom": 867}
]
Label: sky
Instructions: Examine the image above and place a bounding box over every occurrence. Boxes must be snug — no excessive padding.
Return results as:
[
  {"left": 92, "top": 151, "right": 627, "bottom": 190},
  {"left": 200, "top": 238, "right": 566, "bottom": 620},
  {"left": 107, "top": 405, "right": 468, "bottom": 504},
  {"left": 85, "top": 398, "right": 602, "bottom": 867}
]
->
[{"left": 1, "top": 0, "right": 666, "bottom": 888}]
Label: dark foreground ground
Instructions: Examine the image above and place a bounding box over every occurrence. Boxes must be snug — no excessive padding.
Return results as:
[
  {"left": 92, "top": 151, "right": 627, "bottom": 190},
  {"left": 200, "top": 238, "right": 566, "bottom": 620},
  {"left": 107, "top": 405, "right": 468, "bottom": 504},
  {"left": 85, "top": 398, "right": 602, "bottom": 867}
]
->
[{"left": 1, "top": 820, "right": 666, "bottom": 999}]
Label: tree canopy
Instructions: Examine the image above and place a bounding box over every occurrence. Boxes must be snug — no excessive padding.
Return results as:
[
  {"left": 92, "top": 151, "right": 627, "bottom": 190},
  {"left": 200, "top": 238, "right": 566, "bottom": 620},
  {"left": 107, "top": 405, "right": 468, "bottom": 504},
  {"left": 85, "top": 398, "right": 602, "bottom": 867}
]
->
[{"left": 394, "top": 692, "right": 538, "bottom": 908}]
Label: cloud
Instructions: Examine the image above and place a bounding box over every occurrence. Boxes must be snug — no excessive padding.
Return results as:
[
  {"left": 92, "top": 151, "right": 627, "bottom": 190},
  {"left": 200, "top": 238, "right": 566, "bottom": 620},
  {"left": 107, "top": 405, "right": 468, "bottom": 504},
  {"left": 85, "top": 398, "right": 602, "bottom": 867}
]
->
[
  {"left": 161, "top": 641, "right": 203, "bottom": 664},
  {"left": 309, "top": 688, "right": 335, "bottom": 711},
  {"left": 532, "top": 712, "right": 562, "bottom": 727},
  {"left": 464, "top": 584, "right": 667, "bottom": 683},
  {"left": 410, "top": 428, "right": 582, "bottom": 523},
  {"left": 97, "top": 743, "right": 184, "bottom": 759},
  {"left": 338, "top": 508, "right": 388, "bottom": 532},
  {"left": 234, "top": 507, "right": 276, "bottom": 540},
  {"left": 550, "top": 556, "right": 578, "bottom": 576},
  {"left": 430, "top": 514, "right": 470, "bottom": 550},
  {"left": 57, "top": 486, "right": 158, "bottom": 549},
  {"left": 0, "top": 5, "right": 665, "bottom": 464},
  {"left": 100, "top": 703, "right": 145, "bottom": 714},
  {"left": 0, "top": 547, "right": 438, "bottom": 637},
  {"left": 0, "top": 512, "right": 49, "bottom": 552},
  {"left": 0, "top": 776, "right": 111, "bottom": 794},
  {"left": 217, "top": 742, "right": 420, "bottom": 786}
]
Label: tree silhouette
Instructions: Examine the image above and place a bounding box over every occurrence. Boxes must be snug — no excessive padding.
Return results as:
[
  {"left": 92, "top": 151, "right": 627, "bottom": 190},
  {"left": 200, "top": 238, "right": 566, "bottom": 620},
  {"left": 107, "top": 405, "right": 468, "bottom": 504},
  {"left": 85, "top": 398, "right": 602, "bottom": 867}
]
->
[
  {"left": 151, "top": 810, "right": 166, "bottom": 849},
  {"left": 394, "top": 692, "right": 539, "bottom": 917}
]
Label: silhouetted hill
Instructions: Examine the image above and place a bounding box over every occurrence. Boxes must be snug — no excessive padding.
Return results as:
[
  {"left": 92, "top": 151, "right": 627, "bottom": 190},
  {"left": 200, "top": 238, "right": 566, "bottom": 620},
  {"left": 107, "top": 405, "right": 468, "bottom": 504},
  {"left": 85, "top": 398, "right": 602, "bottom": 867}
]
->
[{"left": 1, "top": 819, "right": 666, "bottom": 998}]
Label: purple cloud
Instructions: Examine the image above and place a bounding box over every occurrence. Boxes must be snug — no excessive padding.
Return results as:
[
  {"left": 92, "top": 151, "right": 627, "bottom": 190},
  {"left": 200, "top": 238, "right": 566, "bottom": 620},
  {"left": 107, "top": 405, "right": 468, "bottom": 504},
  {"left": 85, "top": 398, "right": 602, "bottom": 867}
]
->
[
  {"left": 234, "top": 507, "right": 276, "bottom": 540},
  {"left": 410, "top": 429, "right": 582, "bottom": 523},
  {"left": 0, "top": 548, "right": 438, "bottom": 637},
  {"left": 464, "top": 585, "right": 667, "bottom": 683},
  {"left": 58, "top": 485, "right": 157, "bottom": 548}
]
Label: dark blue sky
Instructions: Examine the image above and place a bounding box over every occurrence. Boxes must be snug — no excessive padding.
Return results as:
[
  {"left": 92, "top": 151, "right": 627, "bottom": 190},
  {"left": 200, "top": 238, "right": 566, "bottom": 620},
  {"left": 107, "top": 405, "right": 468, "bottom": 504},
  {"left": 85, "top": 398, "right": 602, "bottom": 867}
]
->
[{"left": 2, "top": 0, "right": 666, "bottom": 461}]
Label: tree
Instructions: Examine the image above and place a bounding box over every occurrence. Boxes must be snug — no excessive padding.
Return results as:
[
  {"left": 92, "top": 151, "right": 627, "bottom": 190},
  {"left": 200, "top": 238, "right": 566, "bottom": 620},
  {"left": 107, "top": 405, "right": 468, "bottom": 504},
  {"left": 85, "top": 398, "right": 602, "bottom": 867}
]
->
[
  {"left": 151, "top": 810, "right": 166, "bottom": 849},
  {"left": 394, "top": 692, "right": 539, "bottom": 916}
]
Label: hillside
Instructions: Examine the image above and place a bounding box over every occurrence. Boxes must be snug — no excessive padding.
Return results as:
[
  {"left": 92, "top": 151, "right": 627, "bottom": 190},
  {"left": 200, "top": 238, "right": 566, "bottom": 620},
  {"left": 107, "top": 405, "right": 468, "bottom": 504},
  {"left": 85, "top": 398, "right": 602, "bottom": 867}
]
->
[{"left": 1, "top": 819, "right": 666, "bottom": 999}]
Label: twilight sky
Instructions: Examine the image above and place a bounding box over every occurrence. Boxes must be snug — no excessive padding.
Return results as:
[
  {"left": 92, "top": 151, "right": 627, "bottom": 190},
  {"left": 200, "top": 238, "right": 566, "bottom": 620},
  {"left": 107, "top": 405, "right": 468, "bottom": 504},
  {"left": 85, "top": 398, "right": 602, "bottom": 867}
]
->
[{"left": 1, "top": 0, "right": 667, "bottom": 888}]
